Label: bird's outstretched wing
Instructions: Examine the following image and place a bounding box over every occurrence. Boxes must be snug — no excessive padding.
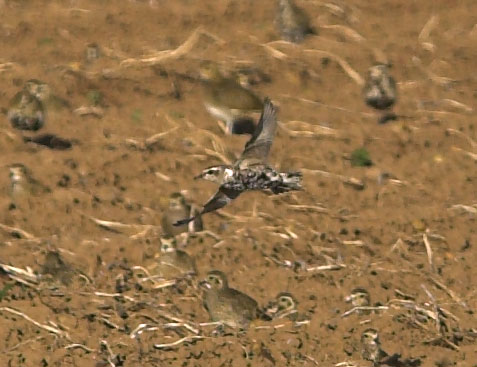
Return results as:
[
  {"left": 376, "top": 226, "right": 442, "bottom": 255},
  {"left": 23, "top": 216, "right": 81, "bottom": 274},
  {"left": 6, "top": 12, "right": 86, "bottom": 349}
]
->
[
  {"left": 173, "top": 187, "right": 241, "bottom": 226},
  {"left": 238, "top": 97, "right": 277, "bottom": 164}
]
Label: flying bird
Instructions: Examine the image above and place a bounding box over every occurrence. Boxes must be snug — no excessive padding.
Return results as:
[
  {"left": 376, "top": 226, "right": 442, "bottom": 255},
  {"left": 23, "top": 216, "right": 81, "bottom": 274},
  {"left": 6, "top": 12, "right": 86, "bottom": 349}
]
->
[{"left": 174, "top": 98, "right": 302, "bottom": 226}]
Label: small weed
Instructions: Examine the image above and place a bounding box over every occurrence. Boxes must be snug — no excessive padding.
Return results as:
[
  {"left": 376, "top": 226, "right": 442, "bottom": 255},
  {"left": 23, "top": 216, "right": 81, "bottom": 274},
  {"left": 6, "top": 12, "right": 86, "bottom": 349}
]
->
[
  {"left": 131, "top": 108, "right": 143, "bottom": 124},
  {"left": 87, "top": 90, "right": 103, "bottom": 106},
  {"left": 0, "top": 282, "right": 14, "bottom": 301},
  {"left": 169, "top": 110, "right": 184, "bottom": 119},
  {"left": 38, "top": 37, "right": 54, "bottom": 46},
  {"left": 350, "top": 148, "right": 373, "bottom": 167}
]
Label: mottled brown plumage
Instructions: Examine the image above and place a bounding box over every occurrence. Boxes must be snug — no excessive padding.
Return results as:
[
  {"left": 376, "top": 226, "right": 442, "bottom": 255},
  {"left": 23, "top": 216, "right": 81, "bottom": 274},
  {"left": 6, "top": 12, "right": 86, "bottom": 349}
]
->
[
  {"left": 262, "top": 292, "right": 307, "bottom": 322},
  {"left": 200, "top": 62, "right": 262, "bottom": 134},
  {"left": 152, "top": 238, "right": 197, "bottom": 278},
  {"left": 7, "top": 90, "right": 45, "bottom": 131},
  {"left": 8, "top": 163, "right": 50, "bottom": 208},
  {"left": 41, "top": 251, "right": 75, "bottom": 285},
  {"left": 161, "top": 192, "right": 202, "bottom": 237},
  {"left": 364, "top": 64, "right": 397, "bottom": 123},
  {"left": 276, "top": 0, "right": 314, "bottom": 43},
  {"left": 345, "top": 287, "right": 371, "bottom": 314},
  {"left": 361, "top": 328, "right": 388, "bottom": 366},
  {"left": 201, "top": 270, "right": 258, "bottom": 329}
]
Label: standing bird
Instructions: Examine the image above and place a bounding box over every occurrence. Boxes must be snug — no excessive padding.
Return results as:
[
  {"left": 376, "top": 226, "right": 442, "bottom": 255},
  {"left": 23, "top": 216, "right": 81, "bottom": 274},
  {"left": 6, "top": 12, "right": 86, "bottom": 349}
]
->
[
  {"left": 361, "top": 328, "right": 388, "bottom": 366},
  {"left": 151, "top": 238, "right": 197, "bottom": 278},
  {"left": 41, "top": 250, "right": 75, "bottom": 285},
  {"left": 174, "top": 98, "right": 302, "bottom": 226},
  {"left": 363, "top": 64, "right": 397, "bottom": 124},
  {"left": 7, "top": 89, "right": 45, "bottom": 131},
  {"left": 161, "top": 192, "right": 202, "bottom": 238},
  {"left": 201, "top": 270, "right": 258, "bottom": 329},
  {"left": 199, "top": 62, "right": 262, "bottom": 135},
  {"left": 8, "top": 163, "right": 50, "bottom": 208},
  {"left": 276, "top": 0, "right": 315, "bottom": 43},
  {"left": 262, "top": 292, "right": 303, "bottom": 321}
]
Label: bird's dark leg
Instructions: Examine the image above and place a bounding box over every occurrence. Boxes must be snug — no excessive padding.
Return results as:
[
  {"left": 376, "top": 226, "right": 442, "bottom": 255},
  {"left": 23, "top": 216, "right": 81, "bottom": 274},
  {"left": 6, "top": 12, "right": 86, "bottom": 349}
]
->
[{"left": 378, "top": 111, "right": 398, "bottom": 124}]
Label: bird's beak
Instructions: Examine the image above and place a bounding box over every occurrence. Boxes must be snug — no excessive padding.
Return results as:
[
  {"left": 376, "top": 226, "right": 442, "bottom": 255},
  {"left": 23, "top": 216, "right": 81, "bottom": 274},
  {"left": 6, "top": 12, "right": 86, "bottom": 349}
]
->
[
  {"left": 265, "top": 305, "right": 279, "bottom": 314},
  {"left": 199, "top": 280, "right": 211, "bottom": 290}
]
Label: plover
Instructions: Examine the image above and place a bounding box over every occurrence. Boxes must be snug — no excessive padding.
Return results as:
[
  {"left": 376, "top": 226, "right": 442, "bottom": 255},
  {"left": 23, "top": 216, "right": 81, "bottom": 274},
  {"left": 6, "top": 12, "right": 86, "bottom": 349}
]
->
[
  {"left": 8, "top": 163, "right": 50, "bottom": 207},
  {"left": 345, "top": 287, "right": 371, "bottom": 314},
  {"left": 41, "top": 250, "right": 75, "bottom": 285},
  {"left": 161, "top": 192, "right": 202, "bottom": 238},
  {"left": 363, "top": 64, "right": 397, "bottom": 124},
  {"left": 229, "top": 64, "right": 271, "bottom": 89},
  {"left": 174, "top": 98, "right": 302, "bottom": 226},
  {"left": 276, "top": 0, "right": 314, "bottom": 43},
  {"left": 361, "top": 328, "right": 388, "bottom": 366},
  {"left": 7, "top": 89, "right": 45, "bottom": 131},
  {"left": 199, "top": 61, "right": 262, "bottom": 135},
  {"left": 151, "top": 237, "right": 197, "bottom": 278},
  {"left": 201, "top": 270, "right": 258, "bottom": 329},
  {"left": 262, "top": 292, "right": 302, "bottom": 321}
]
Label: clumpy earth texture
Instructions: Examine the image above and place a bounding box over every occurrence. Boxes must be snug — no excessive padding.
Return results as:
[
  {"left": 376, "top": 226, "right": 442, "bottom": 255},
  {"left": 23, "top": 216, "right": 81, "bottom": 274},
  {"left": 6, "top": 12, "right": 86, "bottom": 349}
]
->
[{"left": 0, "top": 1, "right": 476, "bottom": 366}]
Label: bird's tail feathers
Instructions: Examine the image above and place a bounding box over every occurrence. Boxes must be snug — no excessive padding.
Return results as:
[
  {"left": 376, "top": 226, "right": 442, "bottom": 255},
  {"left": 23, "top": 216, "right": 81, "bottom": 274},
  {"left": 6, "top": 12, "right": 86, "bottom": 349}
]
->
[
  {"left": 280, "top": 171, "right": 302, "bottom": 189},
  {"left": 270, "top": 171, "right": 303, "bottom": 193}
]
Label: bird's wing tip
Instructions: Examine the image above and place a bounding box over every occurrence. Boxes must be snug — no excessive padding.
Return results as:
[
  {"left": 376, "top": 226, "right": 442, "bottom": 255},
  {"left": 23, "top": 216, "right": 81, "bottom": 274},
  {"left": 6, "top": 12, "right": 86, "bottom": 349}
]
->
[{"left": 173, "top": 218, "right": 191, "bottom": 227}]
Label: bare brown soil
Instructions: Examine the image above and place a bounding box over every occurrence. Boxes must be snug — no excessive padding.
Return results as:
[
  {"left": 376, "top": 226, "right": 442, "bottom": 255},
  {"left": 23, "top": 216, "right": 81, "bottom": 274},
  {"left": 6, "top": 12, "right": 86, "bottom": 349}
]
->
[{"left": 1, "top": 1, "right": 476, "bottom": 366}]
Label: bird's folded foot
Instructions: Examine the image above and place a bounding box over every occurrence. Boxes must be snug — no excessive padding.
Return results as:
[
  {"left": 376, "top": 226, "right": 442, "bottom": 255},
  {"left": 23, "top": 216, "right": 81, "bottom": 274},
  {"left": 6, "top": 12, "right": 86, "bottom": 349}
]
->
[{"left": 378, "top": 112, "right": 398, "bottom": 124}]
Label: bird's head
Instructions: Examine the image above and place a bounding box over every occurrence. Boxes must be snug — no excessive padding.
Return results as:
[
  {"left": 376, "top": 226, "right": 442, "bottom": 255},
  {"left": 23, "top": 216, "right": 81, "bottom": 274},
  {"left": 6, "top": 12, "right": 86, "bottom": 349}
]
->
[
  {"left": 361, "top": 328, "right": 380, "bottom": 345},
  {"left": 276, "top": 292, "right": 298, "bottom": 312},
  {"left": 160, "top": 238, "right": 177, "bottom": 253},
  {"left": 346, "top": 287, "right": 371, "bottom": 307},
  {"left": 367, "top": 64, "right": 390, "bottom": 81},
  {"left": 194, "top": 165, "right": 230, "bottom": 183},
  {"left": 24, "top": 79, "right": 50, "bottom": 101},
  {"left": 168, "top": 192, "right": 186, "bottom": 209},
  {"left": 201, "top": 270, "right": 228, "bottom": 291},
  {"left": 198, "top": 61, "right": 224, "bottom": 82}
]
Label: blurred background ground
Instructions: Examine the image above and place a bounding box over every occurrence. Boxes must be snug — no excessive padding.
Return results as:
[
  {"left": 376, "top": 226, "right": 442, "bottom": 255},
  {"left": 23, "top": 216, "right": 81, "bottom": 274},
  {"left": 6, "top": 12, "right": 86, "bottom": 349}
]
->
[{"left": 0, "top": 0, "right": 476, "bottom": 366}]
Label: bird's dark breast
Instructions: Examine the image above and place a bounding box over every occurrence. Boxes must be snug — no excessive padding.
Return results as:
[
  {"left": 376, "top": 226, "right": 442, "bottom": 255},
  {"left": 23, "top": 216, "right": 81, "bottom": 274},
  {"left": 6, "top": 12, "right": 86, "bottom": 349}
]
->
[
  {"left": 10, "top": 114, "right": 44, "bottom": 131},
  {"left": 223, "top": 167, "right": 281, "bottom": 191},
  {"left": 365, "top": 79, "right": 396, "bottom": 110},
  {"left": 366, "top": 93, "right": 395, "bottom": 110}
]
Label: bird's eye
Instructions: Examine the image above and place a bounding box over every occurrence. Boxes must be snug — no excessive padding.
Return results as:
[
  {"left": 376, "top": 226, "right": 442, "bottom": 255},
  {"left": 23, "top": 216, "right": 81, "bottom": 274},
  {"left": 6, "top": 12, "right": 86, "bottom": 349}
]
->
[{"left": 212, "top": 277, "right": 221, "bottom": 286}]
